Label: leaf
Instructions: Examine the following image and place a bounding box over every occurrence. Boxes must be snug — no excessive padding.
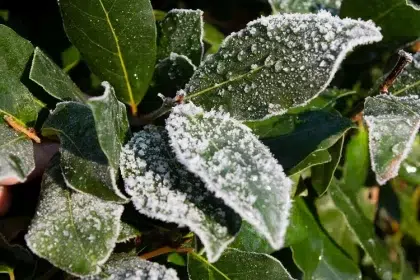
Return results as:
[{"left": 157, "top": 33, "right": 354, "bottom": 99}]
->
[
  {"left": 29, "top": 47, "right": 86, "bottom": 102},
  {"left": 61, "top": 45, "right": 81, "bottom": 73},
  {"left": 0, "top": 234, "right": 35, "bottom": 280},
  {"left": 399, "top": 136, "right": 420, "bottom": 185},
  {"left": 203, "top": 23, "right": 225, "bottom": 54},
  {"left": 187, "top": 248, "right": 295, "bottom": 280},
  {"left": 229, "top": 222, "right": 275, "bottom": 254},
  {"left": 84, "top": 253, "right": 179, "bottom": 280},
  {"left": 288, "top": 198, "right": 361, "bottom": 280},
  {"left": 58, "top": 0, "right": 157, "bottom": 114},
  {"left": 157, "top": 9, "right": 204, "bottom": 66},
  {"left": 182, "top": 11, "right": 382, "bottom": 121},
  {"left": 311, "top": 136, "right": 345, "bottom": 195},
  {"left": 392, "top": 52, "right": 420, "bottom": 97},
  {"left": 25, "top": 158, "right": 124, "bottom": 277},
  {"left": 42, "top": 102, "right": 128, "bottom": 202},
  {"left": 117, "top": 222, "right": 141, "bottom": 243},
  {"left": 341, "top": 0, "right": 420, "bottom": 43},
  {"left": 269, "top": 0, "right": 342, "bottom": 14},
  {"left": 0, "top": 24, "right": 43, "bottom": 125},
  {"left": 329, "top": 181, "right": 394, "bottom": 280},
  {"left": 167, "top": 253, "right": 186, "bottom": 266},
  {"left": 166, "top": 103, "right": 292, "bottom": 250},
  {"left": 0, "top": 122, "right": 35, "bottom": 183},
  {"left": 249, "top": 110, "right": 352, "bottom": 173},
  {"left": 120, "top": 125, "right": 241, "bottom": 262},
  {"left": 364, "top": 94, "right": 420, "bottom": 185}
]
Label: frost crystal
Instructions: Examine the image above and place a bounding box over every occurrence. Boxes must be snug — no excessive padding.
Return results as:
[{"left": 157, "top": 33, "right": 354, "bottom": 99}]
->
[
  {"left": 120, "top": 126, "right": 241, "bottom": 262},
  {"left": 184, "top": 11, "right": 382, "bottom": 120},
  {"left": 269, "top": 0, "right": 342, "bottom": 14},
  {"left": 364, "top": 94, "right": 420, "bottom": 185},
  {"left": 166, "top": 103, "right": 293, "bottom": 249}
]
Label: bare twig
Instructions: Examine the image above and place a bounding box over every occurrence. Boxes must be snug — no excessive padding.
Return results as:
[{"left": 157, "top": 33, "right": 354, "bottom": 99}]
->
[
  {"left": 139, "top": 246, "right": 193, "bottom": 260},
  {"left": 379, "top": 50, "right": 413, "bottom": 94},
  {"left": 4, "top": 115, "right": 41, "bottom": 143}
]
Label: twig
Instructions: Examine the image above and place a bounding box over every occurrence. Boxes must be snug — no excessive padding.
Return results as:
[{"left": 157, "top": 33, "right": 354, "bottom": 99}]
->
[
  {"left": 379, "top": 50, "right": 413, "bottom": 94},
  {"left": 4, "top": 115, "right": 41, "bottom": 143},
  {"left": 139, "top": 246, "right": 193, "bottom": 260}
]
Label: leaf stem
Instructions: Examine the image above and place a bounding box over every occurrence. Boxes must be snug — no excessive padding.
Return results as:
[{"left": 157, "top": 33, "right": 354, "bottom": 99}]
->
[
  {"left": 4, "top": 115, "right": 41, "bottom": 143},
  {"left": 379, "top": 50, "right": 413, "bottom": 94},
  {"left": 8, "top": 270, "right": 15, "bottom": 280},
  {"left": 139, "top": 246, "right": 193, "bottom": 260}
]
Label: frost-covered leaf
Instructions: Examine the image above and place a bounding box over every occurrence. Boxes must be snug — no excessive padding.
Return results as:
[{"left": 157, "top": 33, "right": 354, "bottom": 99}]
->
[
  {"left": 87, "top": 82, "right": 130, "bottom": 183},
  {"left": 183, "top": 11, "right": 382, "bottom": 120},
  {"left": 120, "top": 126, "right": 241, "bottom": 262},
  {"left": 158, "top": 9, "right": 203, "bottom": 66},
  {"left": 229, "top": 222, "right": 275, "bottom": 254},
  {"left": 0, "top": 24, "right": 43, "bottom": 125},
  {"left": 29, "top": 47, "right": 85, "bottom": 102},
  {"left": 58, "top": 0, "right": 157, "bottom": 114},
  {"left": 269, "top": 0, "right": 342, "bottom": 14},
  {"left": 0, "top": 122, "right": 35, "bottom": 183},
  {"left": 188, "top": 248, "right": 294, "bottom": 280},
  {"left": 391, "top": 52, "right": 420, "bottom": 96},
  {"left": 84, "top": 253, "right": 179, "bottom": 280},
  {"left": 25, "top": 158, "right": 124, "bottom": 277},
  {"left": 117, "top": 222, "right": 141, "bottom": 243},
  {"left": 0, "top": 234, "right": 35, "bottom": 280},
  {"left": 399, "top": 136, "right": 420, "bottom": 185},
  {"left": 42, "top": 102, "right": 128, "bottom": 202},
  {"left": 166, "top": 103, "right": 292, "bottom": 249},
  {"left": 364, "top": 94, "right": 420, "bottom": 185}
]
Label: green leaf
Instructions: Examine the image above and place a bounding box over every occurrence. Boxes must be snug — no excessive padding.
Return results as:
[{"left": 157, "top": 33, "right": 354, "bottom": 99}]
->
[
  {"left": 312, "top": 136, "right": 345, "bottom": 195},
  {"left": 393, "top": 52, "right": 420, "bottom": 97},
  {"left": 42, "top": 102, "right": 128, "bottom": 202},
  {"left": 399, "top": 136, "right": 420, "bottom": 185},
  {"left": 25, "top": 158, "right": 124, "bottom": 276},
  {"left": 168, "top": 253, "right": 186, "bottom": 266},
  {"left": 166, "top": 103, "right": 292, "bottom": 250},
  {"left": 269, "top": 0, "right": 342, "bottom": 14},
  {"left": 183, "top": 12, "right": 382, "bottom": 121},
  {"left": 0, "top": 122, "right": 35, "bottom": 183},
  {"left": 289, "top": 198, "right": 361, "bottom": 280},
  {"left": 203, "top": 23, "right": 225, "bottom": 54},
  {"left": 84, "top": 253, "right": 179, "bottom": 280},
  {"left": 158, "top": 9, "right": 203, "bottom": 66},
  {"left": 30, "top": 47, "right": 86, "bottom": 102},
  {"left": 58, "top": 0, "right": 157, "bottom": 114},
  {"left": 120, "top": 125, "right": 241, "bottom": 262},
  {"left": 329, "top": 181, "right": 394, "bottom": 280},
  {"left": 0, "top": 24, "right": 43, "bottom": 125},
  {"left": 0, "top": 234, "right": 35, "bottom": 280},
  {"left": 229, "top": 222, "right": 275, "bottom": 254},
  {"left": 187, "top": 248, "right": 294, "bottom": 280},
  {"left": 364, "top": 94, "right": 420, "bottom": 185},
  {"left": 341, "top": 0, "right": 420, "bottom": 43},
  {"left": 61, "top": 45, "right": 81, "bottom": 73},
  {"left": 117, "top": 222, "right": 141, "bottom": 243}
]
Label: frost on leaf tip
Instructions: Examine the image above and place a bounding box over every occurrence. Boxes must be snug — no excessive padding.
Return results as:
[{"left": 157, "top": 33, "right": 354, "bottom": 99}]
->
[
  {"left": 120, "top": 126, "right": 241, "bottom": 262},
  {"left": 166, "top": 103, "right": 293, "bottom": 249},
  {"left": 184, "top": 10, "right": 382, "bottom": 121},
  {"left": 364, "top": 94, "right": 420, "bottom": 185}
]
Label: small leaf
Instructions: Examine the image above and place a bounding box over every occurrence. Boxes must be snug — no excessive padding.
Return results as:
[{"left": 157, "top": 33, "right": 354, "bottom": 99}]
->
[
  {"left": 61, "top": 45, "right": 81, "bottom": 73},
  {"left": 166, "top": 103, "right": 292, "bottom": 250},
  {"left": 158, "top": 9, "right": 204, "bottom": 66},
  {"left": 84, "top": 253, "right": 179, "bottom": 280},
  {"left": 0, "top": 24, "right": 43, "bottom": 125},
  {"left": 30, "top": 47, "right": 86, "bottom": 102},
  {"left": 58, "top": 0, "right": 157, "bottom": 114},
  {"left": 42, "top": 102, "right": 128, "bottom": 202},
  {"left": 391, "top": 52, "right": 420, "bottom": 97},
  {"left": 203, "top": 23, "right": 225, "bottom": 54},
  {"left": 120, "top": 126, "right": 241, "bottom": 262},
  {"left": 117, "top": 222, "right": 141, "bottom": 243},
  {"left": 269, "top": 0, "right": 342, "bottom": 14},
  {"left": 0, "top": 122, "right": 35, "bottom": 183},
  {"left": 167, "top": 253, "right": 186, "bottom": 266},
  {"left": 329, "top": 180, "right": 394, "bottom": 280},
  {"left": 0, "top": 234, "right": 35, "bottom": 280},
  {"left": 25, "top": 158, "right": 124, "bottom": 276},
  {"left": 364, "top": 94, "right": 420, "bottom": 185},
  {"left": 188, "top": 248, "right": 294, "bottom": 280},
  {"left": 183, "top": 11, "right": 382, "bottom": 120}
]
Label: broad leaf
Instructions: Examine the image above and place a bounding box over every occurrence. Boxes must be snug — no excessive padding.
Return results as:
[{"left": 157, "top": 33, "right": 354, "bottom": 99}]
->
[
  {"left": 183, "top": 11, "right": 382, "bottom": 120},
  {"left": 0, "top": 122, "right": 35, "bottom": 183},
  {"left": 0, "top": 24, "right": 43, "bottom": 125},
  {"left": 392, "top": 52, "right": 420, "bottom": 97},
  {"left": 166, "top": 103, "right": 292, "bottom": 249},
  {"left": 269, "top": 0, "right": 342, "bottom": 14},
  {"left": 364, "top": 94, "right": 420, "bottom": 185},
  {"left": 341, "top": 0, "right": 420, "bottom": 43},
  {"left": 289, "top": 198, "right": 361, "bottom": 280},
  {"left": 157, "top": 9, "right": 203, "bottom": 66},
  {"left": 120, "top": 126, "right": 241, "bottom": 262},
  {"left": 229, "top": 222, "right": 275, "bottom": 254},
  {"left": 0, "top": 234, "right": 35, "bottom": 280},
  {"left": 25, "top": 158, "right": 124, "bottom": 276},
  {"left": 58, "top": 0, "right": 157, "bottom": 114},
  {"left": 30, "top": 47, "right": 85, "bottom": 102},
  {"left": 117, "top": 222, "right": 141, "bottom": 243},
  {"left": 329, "top": 181, "right": 394, "bottom": 280},
  {"left": 84, "top": 253, "right": 179, "bottom": 280},
  {"left": 42, "top": 102, "right": 128, "bottom": 202},
  {"left": 187, "top": 248, "right": 294, "bottom": 280}
]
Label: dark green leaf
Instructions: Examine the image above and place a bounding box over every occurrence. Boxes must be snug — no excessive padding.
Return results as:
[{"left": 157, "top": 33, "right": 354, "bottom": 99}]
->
[
  {"left": 364, "top": 94, "right": 420, "bottom": 185},
  {"left": 58, "top": 0, "right": 157, "bottom": 114},
  {"left": 183, "top": 12, "right": 382, "bottom": 120},
  {"left": 42, "top": 102, "right": 128, "bottom": 202},
  {"left": 61, "top": 45, "right": 81, "bottom": 73},
  {"left": 0, "top": 234, "right": 35, "bottom": 280},
  {"left": 117, "top": 222, "right": 141, "bottom": 243},
  {"left": 25, "top": 158, "right": 124, "bottom": 277},
  {"left": 158, "top": 9, "right": 203, "bottom": 66},
  {"left": 229, "top": 222, "right": 275, "bottom": 254},
  {"left": 187, "top": 248, "right": 294, "bottom": 280},
  {"left": 167, "top": 103, "right": 292, "bottom": 250},
  {"left": 341, "top": 0, "right": 420, "bottom": 43},
  {"left": 168, "top": 253, "right": 186, "bottom": 266},
  {"left": 393, "top": 52, "right": 420, "bottom": 97},
  {"left": 269, "top": 0, "right": 342, "bottom": 14},
  {"left": 120, "top": 125, "right": 241, "bottom": 262},
  {"left": 30, "top": 47, "right": 86, "bottom": 102},
  {"left": 0, "top": 122, "right": 35, "bottom": 183}
]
